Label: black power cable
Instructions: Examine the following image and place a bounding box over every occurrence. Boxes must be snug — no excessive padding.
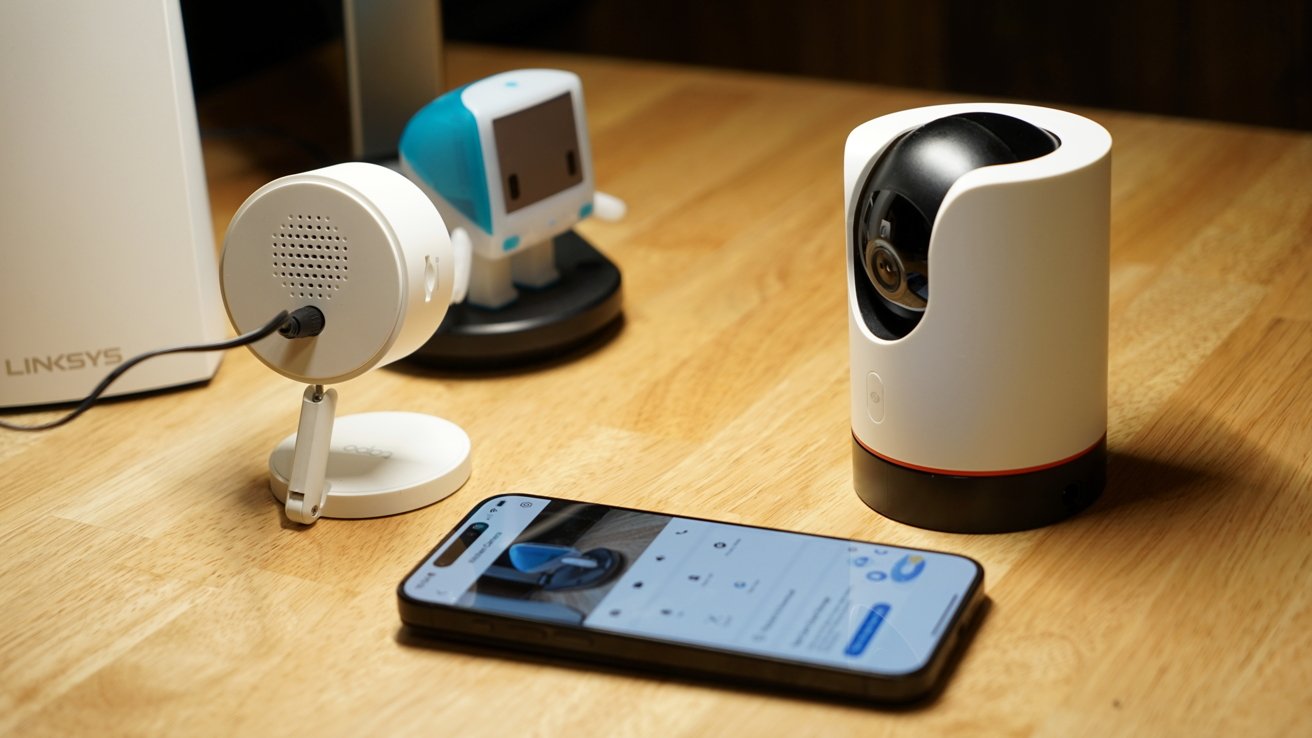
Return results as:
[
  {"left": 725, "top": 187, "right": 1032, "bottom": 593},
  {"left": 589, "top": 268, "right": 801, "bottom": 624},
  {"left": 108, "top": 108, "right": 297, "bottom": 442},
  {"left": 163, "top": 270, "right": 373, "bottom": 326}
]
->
[{"left": 0, "top": 310, "right": 291, "bottom": 432}]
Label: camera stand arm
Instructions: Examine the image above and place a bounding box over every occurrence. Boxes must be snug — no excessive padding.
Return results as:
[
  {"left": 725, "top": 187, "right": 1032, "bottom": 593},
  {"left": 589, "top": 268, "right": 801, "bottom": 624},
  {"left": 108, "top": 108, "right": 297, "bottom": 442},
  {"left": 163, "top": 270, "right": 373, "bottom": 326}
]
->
[{"left": 285, "top": 384, "right": 337, "bottom": 524}]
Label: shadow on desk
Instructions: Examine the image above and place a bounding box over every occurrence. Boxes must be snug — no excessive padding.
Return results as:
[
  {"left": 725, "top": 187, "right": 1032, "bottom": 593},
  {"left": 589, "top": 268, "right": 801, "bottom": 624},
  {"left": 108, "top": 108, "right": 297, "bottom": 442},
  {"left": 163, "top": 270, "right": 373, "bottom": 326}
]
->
[
  {"left": 1096, "top": 404, "right": 1285, "bottom": 521},
  {"left": 386, "top": 315, "right": 626, "bottom": 380}
]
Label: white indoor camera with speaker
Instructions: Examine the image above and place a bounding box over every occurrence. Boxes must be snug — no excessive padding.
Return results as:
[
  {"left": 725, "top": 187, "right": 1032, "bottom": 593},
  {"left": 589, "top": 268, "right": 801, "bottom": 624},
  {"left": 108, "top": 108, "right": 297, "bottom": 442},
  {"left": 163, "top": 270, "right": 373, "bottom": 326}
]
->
[
  {"left": 846, "top": 103, "right": 1111, "bottom": 533},
  {"left": 221, "top": 162, "right": 471, "bottom": 524}
]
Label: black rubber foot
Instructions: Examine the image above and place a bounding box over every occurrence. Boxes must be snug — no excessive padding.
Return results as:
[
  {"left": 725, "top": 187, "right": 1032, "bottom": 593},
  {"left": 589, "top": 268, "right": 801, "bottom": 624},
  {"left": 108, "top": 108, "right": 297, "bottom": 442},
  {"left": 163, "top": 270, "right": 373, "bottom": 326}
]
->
[
  {"left": 406, "top": 230, "right": 623, "bottom": 369},
  {"left": 853, "top": 435, "right": 1105, "bottom": 534}
]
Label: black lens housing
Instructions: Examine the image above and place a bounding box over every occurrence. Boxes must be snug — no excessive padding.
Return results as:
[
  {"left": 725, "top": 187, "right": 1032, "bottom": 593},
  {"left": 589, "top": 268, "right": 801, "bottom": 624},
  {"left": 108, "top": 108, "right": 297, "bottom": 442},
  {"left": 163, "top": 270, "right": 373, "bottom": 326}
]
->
[{"left": 852, "top": 112, "right": 1059, "bottom": 339}]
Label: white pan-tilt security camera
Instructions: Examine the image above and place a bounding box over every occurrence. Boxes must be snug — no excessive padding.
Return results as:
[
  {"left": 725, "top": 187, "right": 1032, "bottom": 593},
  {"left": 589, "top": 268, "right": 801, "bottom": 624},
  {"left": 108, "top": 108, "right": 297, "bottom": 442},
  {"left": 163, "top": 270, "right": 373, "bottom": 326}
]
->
[
  {"left": 222, "top": 162, "right": 471, "bottom": 524},
  {"left": 846, "top": 103, "right": 1111, "bottom": 533}
]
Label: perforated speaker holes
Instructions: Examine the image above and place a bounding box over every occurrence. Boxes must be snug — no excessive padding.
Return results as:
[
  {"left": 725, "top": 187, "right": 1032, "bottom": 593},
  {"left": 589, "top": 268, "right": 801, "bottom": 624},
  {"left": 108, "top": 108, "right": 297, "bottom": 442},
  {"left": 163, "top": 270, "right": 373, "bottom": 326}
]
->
[{"left": 272, "top": 214, "right": 349, "bottom": 300}]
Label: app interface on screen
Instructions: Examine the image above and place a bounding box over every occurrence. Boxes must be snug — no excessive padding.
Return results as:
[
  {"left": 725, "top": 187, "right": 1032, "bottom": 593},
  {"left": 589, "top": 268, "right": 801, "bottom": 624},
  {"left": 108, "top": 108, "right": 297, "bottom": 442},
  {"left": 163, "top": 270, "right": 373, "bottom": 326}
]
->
[{"left": 403, "top": 496, "right": 979, "bottom": 676}]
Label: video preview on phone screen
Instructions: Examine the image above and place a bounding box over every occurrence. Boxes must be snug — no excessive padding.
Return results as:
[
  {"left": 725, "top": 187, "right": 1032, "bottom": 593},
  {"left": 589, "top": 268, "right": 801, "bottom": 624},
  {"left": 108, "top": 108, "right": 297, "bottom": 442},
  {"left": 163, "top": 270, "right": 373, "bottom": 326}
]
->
[{"left": 403, "top": 496, "right": 978, "bottom": 676}]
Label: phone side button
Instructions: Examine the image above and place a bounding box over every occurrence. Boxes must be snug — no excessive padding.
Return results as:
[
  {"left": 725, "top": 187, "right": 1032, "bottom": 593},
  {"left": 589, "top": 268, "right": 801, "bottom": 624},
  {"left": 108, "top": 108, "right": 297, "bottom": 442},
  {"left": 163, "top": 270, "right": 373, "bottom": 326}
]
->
[
  {"left": 504, "top": 624, "right": 550, "bottom": 640},
  {"left": 551, "top": 630, "right": 593, "bottom": 648}
]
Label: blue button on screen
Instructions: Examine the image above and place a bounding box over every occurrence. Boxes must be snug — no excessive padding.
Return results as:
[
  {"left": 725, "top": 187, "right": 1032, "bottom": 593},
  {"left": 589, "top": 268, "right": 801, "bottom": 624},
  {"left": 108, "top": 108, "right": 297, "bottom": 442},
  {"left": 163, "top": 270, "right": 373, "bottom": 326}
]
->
[{"left": 844, "top": 603, "right": 891, "bottom": 657}]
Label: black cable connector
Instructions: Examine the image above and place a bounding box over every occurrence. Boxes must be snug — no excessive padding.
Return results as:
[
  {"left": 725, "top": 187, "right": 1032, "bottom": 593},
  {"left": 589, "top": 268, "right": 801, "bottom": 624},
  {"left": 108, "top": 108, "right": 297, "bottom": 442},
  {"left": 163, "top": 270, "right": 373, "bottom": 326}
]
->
[
  {"left": 0, "top": 310, "right": 292, "bottom": 432},
  {"left": 277, "top": 306, "right": 326, "bottom": 339}
]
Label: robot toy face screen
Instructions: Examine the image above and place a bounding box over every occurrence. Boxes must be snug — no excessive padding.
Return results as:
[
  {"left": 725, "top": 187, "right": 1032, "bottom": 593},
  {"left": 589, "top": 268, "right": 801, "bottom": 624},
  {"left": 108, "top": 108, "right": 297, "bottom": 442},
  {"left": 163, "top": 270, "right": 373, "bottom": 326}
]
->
[{"left": 492, "top": 92, "right": 584, "bottom": 213}]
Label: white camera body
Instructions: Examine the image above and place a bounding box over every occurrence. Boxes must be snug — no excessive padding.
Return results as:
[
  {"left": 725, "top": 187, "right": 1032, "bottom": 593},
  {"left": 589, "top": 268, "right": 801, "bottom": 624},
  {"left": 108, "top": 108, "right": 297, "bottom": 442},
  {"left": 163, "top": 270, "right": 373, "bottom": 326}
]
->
[
  {"left": 846, "top": 103, "right": 1111, "bottom": 533},
  {"left": 221, "top": 163, "right": 469, "bottom": 524},
  {"left": 222, "top": 162, "right": 454, "bottom": 385}
]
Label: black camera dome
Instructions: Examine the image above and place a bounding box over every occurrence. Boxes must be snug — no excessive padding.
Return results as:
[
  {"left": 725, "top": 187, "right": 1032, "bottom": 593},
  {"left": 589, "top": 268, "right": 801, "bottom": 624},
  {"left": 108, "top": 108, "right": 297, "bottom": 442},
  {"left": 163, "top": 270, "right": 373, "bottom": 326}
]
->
[{"left": 853, "top": 112, "right": 1059, "bottom": 338}]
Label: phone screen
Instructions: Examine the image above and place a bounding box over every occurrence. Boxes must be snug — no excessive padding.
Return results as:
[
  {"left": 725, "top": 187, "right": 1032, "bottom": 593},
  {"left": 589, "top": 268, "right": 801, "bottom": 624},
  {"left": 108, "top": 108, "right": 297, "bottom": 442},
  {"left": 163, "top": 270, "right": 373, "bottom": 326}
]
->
[{"left": 402, "top": 495, "right": 980, "bottom": 677}]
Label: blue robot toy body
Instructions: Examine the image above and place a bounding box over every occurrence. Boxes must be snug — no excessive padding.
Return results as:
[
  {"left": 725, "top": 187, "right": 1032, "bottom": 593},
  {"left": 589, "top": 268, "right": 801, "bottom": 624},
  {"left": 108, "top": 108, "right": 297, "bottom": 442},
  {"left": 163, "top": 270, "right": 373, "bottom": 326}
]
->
[{"left": 402, "top": 69, "right": 601, "bottom": 308}]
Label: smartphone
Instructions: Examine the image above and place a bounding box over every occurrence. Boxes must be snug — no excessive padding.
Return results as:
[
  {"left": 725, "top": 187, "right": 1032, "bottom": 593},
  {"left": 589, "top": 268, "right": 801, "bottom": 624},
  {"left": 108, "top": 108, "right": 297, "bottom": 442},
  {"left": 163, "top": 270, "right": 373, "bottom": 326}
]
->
[{"left": 398, "top": 494, "right": 985, "bottom": 703}]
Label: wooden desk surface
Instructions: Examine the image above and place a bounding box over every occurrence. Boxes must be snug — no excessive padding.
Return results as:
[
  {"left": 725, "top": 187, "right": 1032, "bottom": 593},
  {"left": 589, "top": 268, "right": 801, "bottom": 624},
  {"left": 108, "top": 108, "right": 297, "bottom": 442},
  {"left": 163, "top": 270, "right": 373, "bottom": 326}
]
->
[{"left": 3, "top": 45, "right": 1310, "bottom": 737}]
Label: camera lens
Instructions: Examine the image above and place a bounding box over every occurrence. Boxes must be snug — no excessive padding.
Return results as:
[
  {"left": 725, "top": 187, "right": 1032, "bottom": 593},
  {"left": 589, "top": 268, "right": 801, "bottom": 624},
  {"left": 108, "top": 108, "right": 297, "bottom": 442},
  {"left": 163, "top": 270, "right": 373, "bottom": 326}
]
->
[
  {"left": 861, "top": 235, "right": 927, "bottom": 318},
  {"left": 871, "top": 244, "right": 902, "bottom": 293},
  {"left": 864, "top": 239, "right": 905, "bottom": 297},
  {"left": 436, "top": 521, "right": 490, "bottom": 566},
  {"left": 462, "top": 522, "right": 488, "bottom": 543}
]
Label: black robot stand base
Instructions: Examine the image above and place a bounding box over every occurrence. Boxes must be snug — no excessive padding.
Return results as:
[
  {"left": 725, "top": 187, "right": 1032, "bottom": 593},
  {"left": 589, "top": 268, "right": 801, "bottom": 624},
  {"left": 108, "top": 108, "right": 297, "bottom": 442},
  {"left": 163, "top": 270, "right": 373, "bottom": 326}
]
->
[{"left": 406, "top": 230, "right": 623, "bottom": 369}]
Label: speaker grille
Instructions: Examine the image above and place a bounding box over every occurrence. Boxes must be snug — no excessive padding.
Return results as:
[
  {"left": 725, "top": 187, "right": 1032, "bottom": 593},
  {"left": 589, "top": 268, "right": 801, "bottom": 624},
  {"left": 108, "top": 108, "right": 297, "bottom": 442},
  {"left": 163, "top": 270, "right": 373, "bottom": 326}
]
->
[{"left": 272, "top": 214, "right": 349, "bottom": 300}]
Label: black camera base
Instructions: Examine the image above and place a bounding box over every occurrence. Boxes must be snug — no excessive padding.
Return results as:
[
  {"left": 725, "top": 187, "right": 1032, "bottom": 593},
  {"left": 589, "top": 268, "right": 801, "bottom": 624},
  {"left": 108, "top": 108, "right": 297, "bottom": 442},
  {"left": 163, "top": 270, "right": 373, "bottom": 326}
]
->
[{"left": 852, "top": 435, "right": 1105, "bottom": 534}]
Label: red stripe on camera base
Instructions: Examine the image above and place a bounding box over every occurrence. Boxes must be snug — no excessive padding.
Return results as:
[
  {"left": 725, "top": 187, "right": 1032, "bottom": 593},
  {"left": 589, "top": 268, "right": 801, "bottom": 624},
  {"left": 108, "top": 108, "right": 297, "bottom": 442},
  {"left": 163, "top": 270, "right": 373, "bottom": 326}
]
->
[{"left": 852, "top": 433, "right": 1106, "bottom": 477}]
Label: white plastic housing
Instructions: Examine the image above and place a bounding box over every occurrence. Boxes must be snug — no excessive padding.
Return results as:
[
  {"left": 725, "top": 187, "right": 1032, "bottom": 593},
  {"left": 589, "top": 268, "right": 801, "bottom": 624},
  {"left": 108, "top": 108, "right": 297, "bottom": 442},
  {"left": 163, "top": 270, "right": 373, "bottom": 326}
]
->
[
  {"left": 0, "top": 0, "right": 224, "bottom": 408},
  {"left": 847, "top": 103, "right": 1110, "bottom": 474},
  {"left": 221, "top": 163, "right": 454, "bottom": 385}
]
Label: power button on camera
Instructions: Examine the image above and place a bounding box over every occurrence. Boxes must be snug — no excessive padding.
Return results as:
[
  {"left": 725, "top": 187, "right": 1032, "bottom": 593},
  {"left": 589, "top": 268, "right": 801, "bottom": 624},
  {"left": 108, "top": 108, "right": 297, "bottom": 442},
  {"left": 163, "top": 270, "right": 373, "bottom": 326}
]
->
[{"left": 866, "top": 372, "right": 885, "bottom": 424}]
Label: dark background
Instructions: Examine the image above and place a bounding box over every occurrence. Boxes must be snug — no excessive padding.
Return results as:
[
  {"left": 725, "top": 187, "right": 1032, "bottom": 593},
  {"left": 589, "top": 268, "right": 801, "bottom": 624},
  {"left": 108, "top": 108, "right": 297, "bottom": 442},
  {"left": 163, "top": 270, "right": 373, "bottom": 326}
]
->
[{"left": 184, "top": 0, "right": 1310, "bottom": 131}]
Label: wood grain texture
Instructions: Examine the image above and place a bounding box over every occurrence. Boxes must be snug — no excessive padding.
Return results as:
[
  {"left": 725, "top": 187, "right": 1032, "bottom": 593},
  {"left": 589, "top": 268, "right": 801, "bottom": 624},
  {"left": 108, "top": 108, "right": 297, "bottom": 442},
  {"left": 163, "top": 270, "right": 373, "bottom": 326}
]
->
[{"left": 2, "top": 44, "right": 1310, "bottom": 737}]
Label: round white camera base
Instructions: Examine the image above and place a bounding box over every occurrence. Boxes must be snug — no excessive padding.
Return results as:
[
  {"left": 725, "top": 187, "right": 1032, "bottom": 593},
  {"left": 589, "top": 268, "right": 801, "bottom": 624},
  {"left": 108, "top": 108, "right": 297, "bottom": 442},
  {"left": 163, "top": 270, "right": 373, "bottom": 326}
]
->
[{"left": 269, "top": 411, "right": 471, "bottom": 519}]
